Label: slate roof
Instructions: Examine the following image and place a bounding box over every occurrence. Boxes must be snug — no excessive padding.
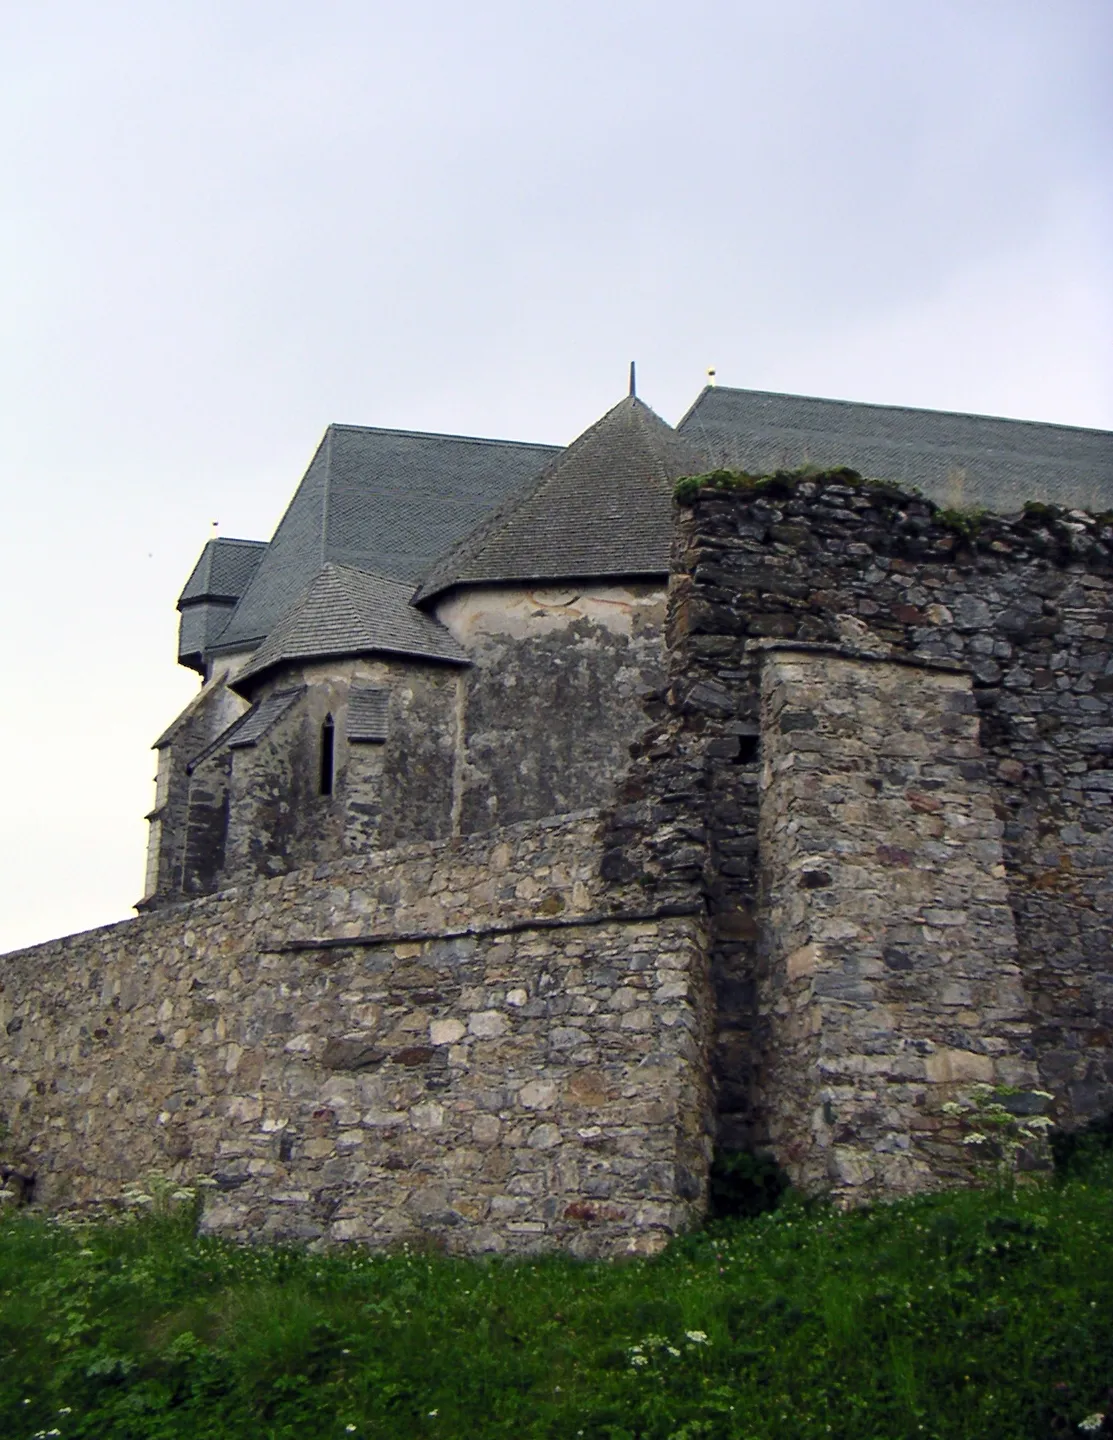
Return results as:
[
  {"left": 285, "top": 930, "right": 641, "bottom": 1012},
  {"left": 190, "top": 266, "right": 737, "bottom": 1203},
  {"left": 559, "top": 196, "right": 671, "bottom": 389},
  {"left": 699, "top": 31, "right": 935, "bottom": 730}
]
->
[
  {"left": 211, "top": 425, "right": 559, "bottom": 654},
  {"left": 677, "top": 386, "right": 1113, "bottom": 513},
  {"left": 179, "top": 537, "right": 267, "bottom": 607},
  {"left": 182, "top": 687, "right": 305, "bottom": 771},
  {"left": 231, "top": 563, "right": 468, "bottom": 694},
  {"left": 413, "top": 396, "right": 708, "bottom": 603},
  {"left": 347, "top": 686, "right": 390, "bottom": 743},
  {"left": 227, "top": 689, "right": 304, "bottom": 748}
]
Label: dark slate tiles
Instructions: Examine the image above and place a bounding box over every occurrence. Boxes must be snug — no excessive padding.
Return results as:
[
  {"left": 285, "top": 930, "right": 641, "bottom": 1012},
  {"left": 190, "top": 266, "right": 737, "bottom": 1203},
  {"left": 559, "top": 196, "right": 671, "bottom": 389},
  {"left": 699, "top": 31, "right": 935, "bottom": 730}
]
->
[
  {"left": 212, "top": 425, "right": 558, "bottom": 654},
  {"left": 414, "top": 396, "right": 708, "bottom": 603},
  {"left": 231, "top": 563, "right": 468, "bottom": 694},
  {"left": 346, "top": 686, "right": 390, "bottom": 743},
  {"left": 179, "top": 538, "right": 268, "bottom": 606},
  {"left": 678, "top": 386, "right": 1113, "bottom": 513}
]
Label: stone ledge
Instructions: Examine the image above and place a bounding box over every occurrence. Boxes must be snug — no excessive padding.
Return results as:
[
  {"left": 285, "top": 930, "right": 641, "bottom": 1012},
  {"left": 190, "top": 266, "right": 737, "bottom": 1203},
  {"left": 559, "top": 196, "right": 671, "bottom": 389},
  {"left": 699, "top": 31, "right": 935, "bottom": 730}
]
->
[
  {"left": 261, "top": 900, "right": 706, "bottom": 954},
  {"left": 746, "top": 638, "right": 969, "bottom": 675}
]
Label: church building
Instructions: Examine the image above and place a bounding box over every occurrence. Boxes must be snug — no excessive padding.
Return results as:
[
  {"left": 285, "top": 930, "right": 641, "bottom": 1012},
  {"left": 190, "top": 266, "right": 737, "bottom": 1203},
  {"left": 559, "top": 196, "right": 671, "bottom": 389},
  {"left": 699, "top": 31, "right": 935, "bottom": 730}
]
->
[{"left": 143, "top": 381, "right": 1113, "bottom": 910}]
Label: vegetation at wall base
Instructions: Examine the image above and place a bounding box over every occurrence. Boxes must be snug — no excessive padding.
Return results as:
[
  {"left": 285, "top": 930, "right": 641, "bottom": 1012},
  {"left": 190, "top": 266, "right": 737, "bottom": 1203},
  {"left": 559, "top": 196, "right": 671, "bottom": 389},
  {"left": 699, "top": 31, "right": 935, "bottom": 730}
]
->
[{"left": 2, "top": 1157, "right": 1112, "bottom": 1440}]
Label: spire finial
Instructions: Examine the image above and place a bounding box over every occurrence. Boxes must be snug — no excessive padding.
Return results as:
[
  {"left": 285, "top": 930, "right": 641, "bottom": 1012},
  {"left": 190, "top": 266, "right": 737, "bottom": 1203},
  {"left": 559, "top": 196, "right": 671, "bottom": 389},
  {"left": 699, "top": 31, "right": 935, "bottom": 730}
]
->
[
  {"left": 706, "top": 366, "right": 717, "bottom": 387},
  {"left": 629, "top": 360, "right": 636, "bottom": 397}
]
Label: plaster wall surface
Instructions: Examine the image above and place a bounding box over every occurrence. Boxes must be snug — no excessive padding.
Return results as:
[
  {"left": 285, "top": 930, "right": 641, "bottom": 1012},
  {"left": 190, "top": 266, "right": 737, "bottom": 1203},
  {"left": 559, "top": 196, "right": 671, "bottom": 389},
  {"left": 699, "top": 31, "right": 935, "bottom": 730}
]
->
[{"left": 434, "top": 584, "right": 667, "bottom": 835}]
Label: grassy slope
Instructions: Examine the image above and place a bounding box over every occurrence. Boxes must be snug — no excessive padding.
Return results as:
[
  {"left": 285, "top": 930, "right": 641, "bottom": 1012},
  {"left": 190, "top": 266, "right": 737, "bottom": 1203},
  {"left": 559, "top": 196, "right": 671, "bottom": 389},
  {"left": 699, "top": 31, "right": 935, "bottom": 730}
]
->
[{"left": 2, "top": 1162, "right": 1111, "bottom": 1440}]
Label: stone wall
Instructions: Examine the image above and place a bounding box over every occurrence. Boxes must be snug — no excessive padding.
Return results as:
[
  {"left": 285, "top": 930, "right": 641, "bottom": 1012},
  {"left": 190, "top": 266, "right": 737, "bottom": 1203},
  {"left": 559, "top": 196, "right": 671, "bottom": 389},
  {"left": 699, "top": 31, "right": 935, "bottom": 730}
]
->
[
  {"left": 434, "top": 584, "right": 667, "bottom": 835},
  {"left": 220, "top": 657, "right": 460, "bottom": 879},
  {"left": 611, "top": 473, "right": 1113, "bottom": 1158},
  {"left": 144, "top": 678, "right": 247, "bottom": 904},
  {"left": 1, "top": 813, "right": 712, "bottom": 1255},
  {"left": 146, "top": 584, "right": 667, "bottom": 908},
  {"left": 757, "top": 646, "right": 1035, "bottom": 1200}
]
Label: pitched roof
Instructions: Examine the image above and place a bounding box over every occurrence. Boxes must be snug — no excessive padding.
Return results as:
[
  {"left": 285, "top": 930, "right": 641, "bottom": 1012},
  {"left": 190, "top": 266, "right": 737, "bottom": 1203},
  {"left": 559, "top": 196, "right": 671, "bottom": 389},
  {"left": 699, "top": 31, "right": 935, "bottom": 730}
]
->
[
  {"left": 677, "top": 386, "right": 1113, "bottom": 513},
  {"left": 178, "top": 537, "right": 267, "bottom": 607},
  {"left": 414, "top": 396, "right": 707, "bottom": 603},
  {"left": 347, "top": 686, "right": 390, "bottom": 742},
  {"left": 227, "top": 688, "right": 304, "bottom": 748},
  {"left": 230, "top": 563, "right": 467, "bottom": 694},
  {"left": 212, "top": 425, "right": 559, "bottom": 654}
]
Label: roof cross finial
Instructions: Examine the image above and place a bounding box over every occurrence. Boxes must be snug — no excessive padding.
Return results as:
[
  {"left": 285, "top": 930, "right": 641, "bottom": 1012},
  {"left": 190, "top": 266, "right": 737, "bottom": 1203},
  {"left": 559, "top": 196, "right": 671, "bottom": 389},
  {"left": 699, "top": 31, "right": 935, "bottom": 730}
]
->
[{"left": 629, "top": 360, "right": 636, "bottom": 398}]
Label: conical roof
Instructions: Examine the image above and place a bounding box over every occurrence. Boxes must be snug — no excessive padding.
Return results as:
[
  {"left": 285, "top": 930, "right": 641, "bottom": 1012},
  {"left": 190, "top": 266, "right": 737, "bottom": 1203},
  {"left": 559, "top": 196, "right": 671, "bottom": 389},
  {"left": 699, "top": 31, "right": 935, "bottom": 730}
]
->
[
  {"left": 413, "top": 396, "right": 709, "bottom": 604},
  {"left": 231, "top": 562, "right": 467, "bottom": 695}
]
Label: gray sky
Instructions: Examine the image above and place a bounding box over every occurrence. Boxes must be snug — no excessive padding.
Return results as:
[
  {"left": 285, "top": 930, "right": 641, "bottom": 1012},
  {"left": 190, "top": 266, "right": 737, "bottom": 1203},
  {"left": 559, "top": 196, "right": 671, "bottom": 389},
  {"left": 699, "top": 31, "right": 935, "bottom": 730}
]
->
[{"left": 2, "top": 0, "right": 1111, "bottom": 953}]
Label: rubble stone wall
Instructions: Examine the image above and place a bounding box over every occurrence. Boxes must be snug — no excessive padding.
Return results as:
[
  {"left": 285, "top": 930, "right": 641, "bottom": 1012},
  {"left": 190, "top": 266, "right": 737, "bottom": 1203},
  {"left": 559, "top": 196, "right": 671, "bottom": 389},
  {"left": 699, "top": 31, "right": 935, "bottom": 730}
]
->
[
  {"left": 0, "top": 813, "right": 712, "bottom": 1255},
  {"left": 758, "top": 647, "right": 1035, "bottom": 1200},
  {"left": 611, "top": 474, "right": 1113, "bottom": 1155}
]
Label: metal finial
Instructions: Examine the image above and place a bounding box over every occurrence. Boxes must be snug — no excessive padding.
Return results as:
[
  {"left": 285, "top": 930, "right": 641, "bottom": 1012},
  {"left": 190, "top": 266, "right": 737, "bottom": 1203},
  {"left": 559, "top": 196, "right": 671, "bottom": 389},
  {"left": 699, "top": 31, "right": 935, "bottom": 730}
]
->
[
  {"left": 629, "top": 361, "right": 636, "bottom": 397},
  {"left": 707, "top": 367, "right": 717, "bottom": 387}
]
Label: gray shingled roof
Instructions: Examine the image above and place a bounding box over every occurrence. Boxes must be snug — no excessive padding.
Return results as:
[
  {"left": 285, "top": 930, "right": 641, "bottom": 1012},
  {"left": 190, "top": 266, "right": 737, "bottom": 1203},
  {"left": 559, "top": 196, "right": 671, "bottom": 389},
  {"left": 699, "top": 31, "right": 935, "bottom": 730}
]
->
[
  {"left": 677, "top": 386, "right": 1113, "bottom": 513},
  {"left": 413, "top": 396, "right": 707, "bottom": 603},
  {"left": 228, "top": 688, "right": 304, "bottom": 748},
  {"left": 347, "top": 686, "right": 390, "bottom": 742},
  {"left": 211, "top": 425, "right": 559, "bottom": 655},
  {"left": 179, "top": 537, "right": 267, "bottom": 606},
  {"left": 183, "top": 687, "right": 305, "bottom": 771},
  {"left": 231, "top": 563, "right": 467, "bottom": 694}
]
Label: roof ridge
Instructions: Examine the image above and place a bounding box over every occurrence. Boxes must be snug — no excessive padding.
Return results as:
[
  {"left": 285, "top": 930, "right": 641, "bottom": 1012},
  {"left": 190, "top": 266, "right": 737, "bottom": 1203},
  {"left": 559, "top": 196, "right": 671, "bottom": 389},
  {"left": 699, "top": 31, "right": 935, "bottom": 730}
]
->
[
  {"left": 323, "top": 559, "right": 416, "bottom": 593},
  {"left": 326, "top": 421, "right": 562, "bottom": 450}
]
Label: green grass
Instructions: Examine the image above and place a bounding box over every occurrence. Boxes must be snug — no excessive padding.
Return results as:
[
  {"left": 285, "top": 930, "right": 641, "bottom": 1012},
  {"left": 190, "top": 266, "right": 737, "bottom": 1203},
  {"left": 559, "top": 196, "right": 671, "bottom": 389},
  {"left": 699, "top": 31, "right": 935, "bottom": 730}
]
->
[{"left": 2, "top": 1160, "right": 1112, "bottom": 1439}]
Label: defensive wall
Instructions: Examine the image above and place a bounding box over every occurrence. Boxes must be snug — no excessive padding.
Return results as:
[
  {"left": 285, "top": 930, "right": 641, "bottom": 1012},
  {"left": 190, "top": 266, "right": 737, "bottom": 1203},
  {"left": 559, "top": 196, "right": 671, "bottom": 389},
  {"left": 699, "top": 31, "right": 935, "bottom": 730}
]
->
[
  {"left": 0, "top": 812, "right": 712, "bottom": 1255},
  {"left": 4, "top": 475, "right": 1113, "bottom": 1241},
  {"left": 608, "top": 473, "right": 1113, "bottom": 1192}
]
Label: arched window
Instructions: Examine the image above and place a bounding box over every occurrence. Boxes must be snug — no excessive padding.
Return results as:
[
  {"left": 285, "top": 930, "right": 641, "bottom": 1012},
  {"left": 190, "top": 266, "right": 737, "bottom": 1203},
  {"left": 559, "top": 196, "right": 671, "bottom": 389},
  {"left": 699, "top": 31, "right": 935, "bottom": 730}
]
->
[{"left": 319, "top": 714, "right": 335, "bottom": 796}]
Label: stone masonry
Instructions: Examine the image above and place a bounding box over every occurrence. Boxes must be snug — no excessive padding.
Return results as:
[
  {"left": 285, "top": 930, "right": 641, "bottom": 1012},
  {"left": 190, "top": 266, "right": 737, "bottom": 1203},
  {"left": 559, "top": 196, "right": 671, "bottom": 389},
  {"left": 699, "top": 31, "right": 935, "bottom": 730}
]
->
[
  {"left": 757, "top": 647, "right": 1035, "bottom": 1200},
  {"left": 1, "top": 813, "right": 711, "bottom": 1255},
  {"left": 610, "top": 473, "right": 1113, "bottom": 1163},
  {"left": 4, "top": 473, "right": 1113, "bottom": 1244}
]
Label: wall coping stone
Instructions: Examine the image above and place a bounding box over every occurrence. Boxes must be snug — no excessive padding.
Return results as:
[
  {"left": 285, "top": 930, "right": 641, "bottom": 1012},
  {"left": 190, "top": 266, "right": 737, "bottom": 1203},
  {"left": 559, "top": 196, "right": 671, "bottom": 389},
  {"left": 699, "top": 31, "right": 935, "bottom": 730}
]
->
[{"left": 746, "top": 638, "right": 969, "bottom": 675}]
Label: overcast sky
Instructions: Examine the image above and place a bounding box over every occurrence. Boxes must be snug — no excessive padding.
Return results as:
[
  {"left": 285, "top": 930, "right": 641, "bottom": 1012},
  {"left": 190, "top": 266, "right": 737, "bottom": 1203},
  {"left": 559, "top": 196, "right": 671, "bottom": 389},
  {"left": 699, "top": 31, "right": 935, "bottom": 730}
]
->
[{"left": 1, "top": 0, "right": 1110, "bottom": 953}]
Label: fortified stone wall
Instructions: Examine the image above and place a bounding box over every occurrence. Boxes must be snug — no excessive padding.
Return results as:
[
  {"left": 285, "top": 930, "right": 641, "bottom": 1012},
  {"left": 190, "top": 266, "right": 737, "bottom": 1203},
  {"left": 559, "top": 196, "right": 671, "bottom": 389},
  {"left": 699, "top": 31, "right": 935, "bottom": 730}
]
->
[
  {"left": 0, "top": 813, "right": 711, "bottom": 1255},
  {"left": 610, "top": 474, "right": 1113, "bottom": 1154},
  {"left": 757, "top": 647, "right": 1035, "bottom": 1199}
]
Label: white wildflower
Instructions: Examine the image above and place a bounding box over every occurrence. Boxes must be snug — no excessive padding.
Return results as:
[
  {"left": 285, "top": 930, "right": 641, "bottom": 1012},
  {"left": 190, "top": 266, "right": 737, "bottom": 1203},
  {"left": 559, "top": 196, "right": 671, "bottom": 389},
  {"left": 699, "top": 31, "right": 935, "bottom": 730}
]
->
[
  {"left": 1079, "top": 1415, "right": 1105, "bottom": 1435},
  {"left": 962, "top": 1133, "right": 988, "bottom": 1145},
  {"left": 685, "top": 1330, "right": 709, "bottom": 1344},
  {"left": 629, "top": 1354, "right": 649, "bottom": 1367}
]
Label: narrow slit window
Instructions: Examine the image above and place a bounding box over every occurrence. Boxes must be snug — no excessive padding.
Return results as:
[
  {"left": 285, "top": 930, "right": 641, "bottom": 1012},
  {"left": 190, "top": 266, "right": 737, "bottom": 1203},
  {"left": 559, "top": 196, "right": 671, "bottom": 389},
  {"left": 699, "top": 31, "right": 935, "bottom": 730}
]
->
[{"left": 319, "top": 714, "right": 335, "bottom": 796}]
